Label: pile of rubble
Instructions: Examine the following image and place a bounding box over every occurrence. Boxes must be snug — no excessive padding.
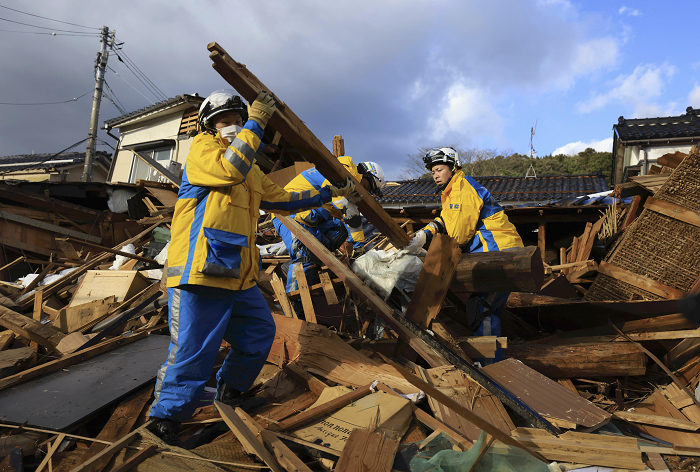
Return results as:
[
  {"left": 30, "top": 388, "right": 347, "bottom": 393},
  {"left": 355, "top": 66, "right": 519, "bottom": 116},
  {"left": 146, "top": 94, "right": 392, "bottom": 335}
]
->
[{"left": 1, "top": 43, "right": 700, "bottom": 472}]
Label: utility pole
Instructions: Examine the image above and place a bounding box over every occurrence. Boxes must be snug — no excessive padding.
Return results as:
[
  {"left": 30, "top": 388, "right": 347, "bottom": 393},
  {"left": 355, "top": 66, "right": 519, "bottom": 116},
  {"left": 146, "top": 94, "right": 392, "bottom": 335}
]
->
[{"left": 82, "top": 26, "right": 112, "bottom": 182}]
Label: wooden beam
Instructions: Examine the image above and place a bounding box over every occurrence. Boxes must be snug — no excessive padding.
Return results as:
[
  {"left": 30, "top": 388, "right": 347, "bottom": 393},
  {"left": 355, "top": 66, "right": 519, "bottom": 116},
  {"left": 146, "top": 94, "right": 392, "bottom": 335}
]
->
[
  {"left": 35, "top": 433, "right": 66, "bottom": 472},
  {"left": 452, "top": 246, "right": 544, "bottom": 293},
  {"left": 69, "top": 427, "right": 146, "bottom": 472},
  {"left": 406, "top": 234, "right": 461, "bottom": 329},
  {"left": 645, "top": 196, "right": 700, "bottom": 227},
  {"left": 284, "top": 363, "right": 329, "bottom": 395},
  {"left": 0, "top": 306, "right": 65, "bottom": 353},
  {"left": 269, "top": 383, "right": 373, "bottom": 432},
  {"left": 0, "top": 210, "right": 101, "bottom": 243},
  {"left": 613, "top": 410, "right": 700, "bottom": 431},
  {"left": 377, "top": 353, "right": 548, "bottom": 463},
  {"left": 598, "top": 261, "right": 684, "bottom": 300},
  {"left": 276, "top": 215, "right": 557, "bottom": 432},
  {"left": 293, "top": 263, "right": 316, "bottom": 323},
  {"left": 109, "top": 444, "right": 158, "bottom": 472},
  {"left": 215, "top": 401, "right": 286, "bottom": 472},
  {"left": 319, "top": 272, "right": 338, "bottom": 305},
  {"left": 271, "top": 273, "right": 295, "bottom": 318},
  {"left": 538, "top": 221, "right": 546, "bottom": 262},
  {"left": 207, "top": 42, "right": 409, "bottom": 248},
  {"left": 332, "top": 135, "right": 345, "bottom": 158},
  {"left": 61, "top": 237, "right": 157, "bottom": 264}
]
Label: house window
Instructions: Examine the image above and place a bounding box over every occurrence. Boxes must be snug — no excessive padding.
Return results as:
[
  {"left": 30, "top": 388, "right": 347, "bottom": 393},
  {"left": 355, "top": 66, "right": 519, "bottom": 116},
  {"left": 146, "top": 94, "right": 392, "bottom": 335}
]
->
[{"left": 129, "top": 147, "right": 172, "bottom": 183}]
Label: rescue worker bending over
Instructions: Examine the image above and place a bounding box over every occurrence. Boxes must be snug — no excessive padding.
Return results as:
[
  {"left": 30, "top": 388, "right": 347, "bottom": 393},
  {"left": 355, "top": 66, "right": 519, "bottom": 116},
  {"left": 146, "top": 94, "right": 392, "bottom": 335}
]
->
[
  {"left": 403, "top": 147, "right": 523, "bottom": 362},
  {"left": 272, "top": 158, "right": 385, "bottom": 292},
  {"left": 149, "top": 90, "right": 356, "bottom": 445}
]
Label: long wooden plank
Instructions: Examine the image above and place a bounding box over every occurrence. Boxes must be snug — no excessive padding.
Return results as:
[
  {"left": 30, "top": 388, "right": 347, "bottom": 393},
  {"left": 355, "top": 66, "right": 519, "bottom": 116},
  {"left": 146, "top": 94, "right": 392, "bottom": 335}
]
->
[
  {"left": 406, "top": 234, "right": 461, "bottom": 329},
  {"left": 0, "top": 307, "right": 65, "bottom": 352},
  {"left": 0, "top": 210, "right": 101, "bottom": 243},
  {"left": 599, "top": 260, "right": 685, "bottom": 299},
  {"left": 71, "top": 386, "right": 153, "bottom": 469},
  {"left": 207, "top": 42, "right": 409, "bottom": 248},
  {"left": 377, "top": 353, "right": 547, "bottom": 463},
  {"left": 61, "top": 237, "right": 157, "bottom": 264},
  {"left": 35, "top": 433, "right": 66, "bottom": 472},
  {"left": 645, "top": 196, "right": 700, "bottom": 227},
  {"left": 270, "top": 383, "right": 373, "bottom": 432},
  {"left": 334, "top": 428, "right": 399, "bottom": 472},
  {"left": 215, "top": 401, "right": 286, "bottom": 472},
  {"left": 293, "top": 263, "right": 316, "bottom": 323},
  {"left": 319, "top": 272, "right": 338, "bottom": 305},
  {"left": 69, "top": 427, "right": 145, "bottom": 472},
  {"left": 235, "top": 407, "right": 313, "bottom": 472},
  {"left": 271, "top": 273, "right": 295, "bottom": 318},
  {"left": 613, "top": 410, "right": 700, "bottom": 431},
  {"left": 108, "top": 444, "right": 158, "bottom": 472},
  {"left": 276, "top": 215, "right": 557, "bottom": 433}
]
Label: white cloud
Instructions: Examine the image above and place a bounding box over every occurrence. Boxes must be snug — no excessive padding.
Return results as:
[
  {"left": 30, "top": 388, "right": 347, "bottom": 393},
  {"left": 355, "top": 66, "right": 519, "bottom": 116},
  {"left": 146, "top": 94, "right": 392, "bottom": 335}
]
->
[
  {"left": 553, "top": 137, "right": 613, "bottom": 156},
  {"left": 428, "top": 80, "right": 503, "bottom": 141},
  {"left": 619, "top": 6, "right": 641, "bottom": 16},
  {"left": 689, "top": 84, "right": 700, "bottom": 108},
  {"left": 577, "top": 64, "right": 677, "bottom": 116}
]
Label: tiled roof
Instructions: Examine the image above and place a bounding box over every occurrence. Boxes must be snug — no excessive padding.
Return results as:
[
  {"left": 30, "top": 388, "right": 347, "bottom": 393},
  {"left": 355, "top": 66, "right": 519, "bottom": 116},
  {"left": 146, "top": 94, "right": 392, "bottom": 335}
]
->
[
  {"left": 103, "top": 94, "right": 203, "bottom": 129},
  {"left": 614, "top": 107, "right": 700, "bottom": 142},
  {"left": 377, "top": 173, "right": 609, "bottom": 204},
  {"left": 0, "top": 151, "right": 111, "bottom": 173}
]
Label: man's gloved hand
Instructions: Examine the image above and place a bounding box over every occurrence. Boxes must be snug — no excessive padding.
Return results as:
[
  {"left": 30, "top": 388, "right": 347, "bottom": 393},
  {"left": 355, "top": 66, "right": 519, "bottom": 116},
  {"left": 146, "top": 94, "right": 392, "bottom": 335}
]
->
[
  {"left": 329, "top": 177, "right": 356, "bottom": 198},
  {"left": 248, "top": 91, "right": 277, "bottom": 128},
  {"left": 406, "top": 230, "right": 427, "bottom": 254}
]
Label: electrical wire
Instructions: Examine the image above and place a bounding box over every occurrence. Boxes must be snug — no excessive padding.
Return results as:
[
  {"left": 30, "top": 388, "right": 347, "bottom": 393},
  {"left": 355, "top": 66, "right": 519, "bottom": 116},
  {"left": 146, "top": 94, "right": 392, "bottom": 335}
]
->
[
  {"left": 0, "top": 29, "right": 100, "bottom": 36},
  {"left": 0, "top": 90, "right": 92, "bottom": 105},
  {"left": 0, "top": 4, "right": 100, "bottom": 29},
  {"left": 0, "top": 137, "right": 89, "bottom": 176},
  {"left": 112, "top": 41, "right": 167, "bottom": 100},
  {"left": 103, "top": 80, "right": 127, "bottom": 114},
  {"left": 0, "top": 15, "right": 101, "bottom": 34},
  {"left": 96, "top": 138, "right": 115, "bottom": 150},
  {"left": 109, "top": 50, "right": 164, "bottom": 101},
  {"left": 106, "top": 64, "right": 154, "bottom": 105}
]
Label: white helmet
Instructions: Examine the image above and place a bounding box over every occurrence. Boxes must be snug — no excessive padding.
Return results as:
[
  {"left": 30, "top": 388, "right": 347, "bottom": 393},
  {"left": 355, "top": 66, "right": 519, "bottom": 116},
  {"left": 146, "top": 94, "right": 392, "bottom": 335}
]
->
[
  {"left": 423, "top": 147, "right": 460, "bottom": 170},
  {"left": 357, "top": 161, "right": 385, "bottom": 196},
  {"left": 198, "top": 89, "right": 247, "bottom": 133}
]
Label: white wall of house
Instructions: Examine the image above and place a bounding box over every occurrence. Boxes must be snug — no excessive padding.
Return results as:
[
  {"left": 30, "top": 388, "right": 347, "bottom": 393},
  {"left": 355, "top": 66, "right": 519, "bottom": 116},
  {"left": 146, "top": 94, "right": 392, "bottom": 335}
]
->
[
  {"left": 622, "top": 143, "right": 693, "bottom": 173},
  {"left": 110, "top": 109, "right": 191, "bottom": 184}
]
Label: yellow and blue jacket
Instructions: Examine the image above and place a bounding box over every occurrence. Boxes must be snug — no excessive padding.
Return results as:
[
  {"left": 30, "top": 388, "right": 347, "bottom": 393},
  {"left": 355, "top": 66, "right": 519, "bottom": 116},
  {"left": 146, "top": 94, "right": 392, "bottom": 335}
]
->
[
  {"left": 274, "top": 156, "right": 365, "bottom": 245},
  {"left": 422, "top": 170, "right": 523, "bottom": 252},
  {"left": 166, "top": 120, "right": 332, "bottom": 291}
]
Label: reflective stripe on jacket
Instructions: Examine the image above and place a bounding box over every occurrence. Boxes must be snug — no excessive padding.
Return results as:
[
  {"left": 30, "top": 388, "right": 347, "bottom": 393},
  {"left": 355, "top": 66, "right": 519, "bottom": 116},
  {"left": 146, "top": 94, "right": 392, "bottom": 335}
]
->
[
  {"left": 423, "top": 170, "right": 523, "bottom": 252},
  {"left": 277, "top": 156, "right": 365, "bottom": 244},
  {"left": 167, "top": 121, "right": 331, "bottom": 291}
]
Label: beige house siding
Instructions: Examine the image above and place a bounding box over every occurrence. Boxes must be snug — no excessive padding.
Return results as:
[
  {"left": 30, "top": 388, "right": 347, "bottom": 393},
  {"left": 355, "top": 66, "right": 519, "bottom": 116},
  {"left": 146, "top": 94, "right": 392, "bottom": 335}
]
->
[
  {"left": 0, "top": 163, "right": 109, "bottom": 182},
  {"left": 110, "top": 108, "right": 192, "bottom": 184}
]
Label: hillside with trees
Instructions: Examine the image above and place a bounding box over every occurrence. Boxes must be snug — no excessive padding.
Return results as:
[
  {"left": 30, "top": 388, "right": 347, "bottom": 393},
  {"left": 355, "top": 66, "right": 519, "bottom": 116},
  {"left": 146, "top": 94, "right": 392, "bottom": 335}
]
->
[{"left": 401, "top": 147, "right": 613, "bottom": 185}]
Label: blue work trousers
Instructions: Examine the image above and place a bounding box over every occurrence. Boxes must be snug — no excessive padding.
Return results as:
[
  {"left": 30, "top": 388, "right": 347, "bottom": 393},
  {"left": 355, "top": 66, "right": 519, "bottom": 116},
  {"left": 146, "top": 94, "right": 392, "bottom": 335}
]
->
[{"left": 149, "top": 284, "right": 276, "bottom": 422}]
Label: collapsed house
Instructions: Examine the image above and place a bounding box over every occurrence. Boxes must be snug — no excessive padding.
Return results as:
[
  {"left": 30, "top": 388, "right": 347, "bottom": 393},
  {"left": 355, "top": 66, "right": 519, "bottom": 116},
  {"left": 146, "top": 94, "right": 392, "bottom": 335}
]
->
[{"left": 0, "top": 43, "right": 699, "bottom": 471}]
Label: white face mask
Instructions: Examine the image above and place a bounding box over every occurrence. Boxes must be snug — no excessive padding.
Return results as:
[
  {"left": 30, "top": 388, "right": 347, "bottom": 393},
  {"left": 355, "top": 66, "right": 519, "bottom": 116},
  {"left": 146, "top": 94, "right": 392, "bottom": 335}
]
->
[{"left": 219, "top": 124, "right": 242, "bottom": 141}]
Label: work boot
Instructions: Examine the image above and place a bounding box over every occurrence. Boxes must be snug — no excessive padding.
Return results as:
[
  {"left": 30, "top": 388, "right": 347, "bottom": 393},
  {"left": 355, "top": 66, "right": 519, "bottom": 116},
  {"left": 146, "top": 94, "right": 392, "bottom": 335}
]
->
[
  {"left": 151, "top": 418, "right": 181, "bottom": 446},
  {"left": 213, "top": 379, "right": 267, "bottom": 412}
]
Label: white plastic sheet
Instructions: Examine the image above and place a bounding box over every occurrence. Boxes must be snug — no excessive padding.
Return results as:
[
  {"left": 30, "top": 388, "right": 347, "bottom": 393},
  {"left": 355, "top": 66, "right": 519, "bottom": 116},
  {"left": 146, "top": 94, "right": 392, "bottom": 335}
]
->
[{"left": 351, "top": 249, "right": 423, "bottom": 300}]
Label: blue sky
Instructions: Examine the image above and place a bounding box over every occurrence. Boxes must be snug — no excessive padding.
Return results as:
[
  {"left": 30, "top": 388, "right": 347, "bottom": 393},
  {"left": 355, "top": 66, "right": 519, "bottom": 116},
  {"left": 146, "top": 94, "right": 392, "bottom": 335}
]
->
[{"left": 0, "top": 1, "right": 698, "bottom": 179}]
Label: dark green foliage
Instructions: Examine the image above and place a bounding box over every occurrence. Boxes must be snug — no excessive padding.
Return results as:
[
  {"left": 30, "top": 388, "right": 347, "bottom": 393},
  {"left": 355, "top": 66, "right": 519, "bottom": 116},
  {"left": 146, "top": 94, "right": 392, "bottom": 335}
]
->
[{"left": 402, "top": 147, "right": 613, "bottom": 185}]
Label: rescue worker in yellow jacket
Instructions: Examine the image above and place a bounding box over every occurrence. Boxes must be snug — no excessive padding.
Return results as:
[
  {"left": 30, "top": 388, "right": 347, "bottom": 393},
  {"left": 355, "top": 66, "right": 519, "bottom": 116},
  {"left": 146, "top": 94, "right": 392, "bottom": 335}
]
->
[
  {"left": 272, "top": 158, "right": 385, "bottom": 292},
  {"left": 403, "top": 147, "right": 524, "bottom": 361},
  {"left": 149, "top": 90, "right": 356, "bottom": 445}
]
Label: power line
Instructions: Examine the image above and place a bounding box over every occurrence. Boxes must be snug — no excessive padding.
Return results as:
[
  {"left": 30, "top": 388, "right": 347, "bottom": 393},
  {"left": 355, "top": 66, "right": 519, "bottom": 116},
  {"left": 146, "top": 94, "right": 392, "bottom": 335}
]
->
[
  {"left": 0, "top": 90, "right": 92, "bottom": 105},
  {"left": 112, "top": 41, "right": 167, "bottom": 100},
  {"left": 0, "top": 29, "right": 100, "bottom": 36},
  {"left": 0, "top": 4, "right": 100, "bottom": 29},
  {"left": 103, "top": 80, "right": 126, "bottom": 114},
  {"left": 106, "top": 64, "right": 154, "bottom": 104},
  {"left": 110, "top": 46, "right": 167, "bottom": 101},
  {"left": 0, "top": 15, "right": 99, "bottom": 34}
]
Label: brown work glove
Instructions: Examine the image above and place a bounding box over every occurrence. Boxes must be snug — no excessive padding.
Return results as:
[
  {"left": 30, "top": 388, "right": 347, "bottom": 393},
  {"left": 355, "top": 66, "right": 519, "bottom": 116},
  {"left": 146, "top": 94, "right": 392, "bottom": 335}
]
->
[{"left": 248, "top": 91, "right": 277, "bottom": 128}]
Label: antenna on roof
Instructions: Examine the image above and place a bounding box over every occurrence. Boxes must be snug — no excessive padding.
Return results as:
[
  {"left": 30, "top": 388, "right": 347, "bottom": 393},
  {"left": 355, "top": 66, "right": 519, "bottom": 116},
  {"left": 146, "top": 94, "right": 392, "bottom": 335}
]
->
[{"left": 526, "top": 120, "right": 538, "bottom": 178}]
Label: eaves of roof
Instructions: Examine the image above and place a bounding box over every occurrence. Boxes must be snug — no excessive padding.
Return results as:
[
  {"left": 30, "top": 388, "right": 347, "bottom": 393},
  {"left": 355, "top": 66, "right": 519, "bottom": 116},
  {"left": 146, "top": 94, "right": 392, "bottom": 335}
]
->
[
  {"left": 102, "top": 94, "right": 203, "bottom": 130},
  {"left": 614, "top": 106, "right": 700, "bottom": 143}
]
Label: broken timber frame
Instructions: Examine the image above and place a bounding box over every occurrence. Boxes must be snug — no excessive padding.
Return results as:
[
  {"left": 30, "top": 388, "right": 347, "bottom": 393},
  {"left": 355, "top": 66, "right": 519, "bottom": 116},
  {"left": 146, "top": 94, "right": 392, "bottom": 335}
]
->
[
  {"left": 276, "top": 214, "right": 557, "bottom": 434},
  {"left": 207, "top": 42, "right": 410, "bottom": 248}
]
